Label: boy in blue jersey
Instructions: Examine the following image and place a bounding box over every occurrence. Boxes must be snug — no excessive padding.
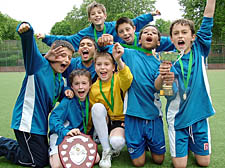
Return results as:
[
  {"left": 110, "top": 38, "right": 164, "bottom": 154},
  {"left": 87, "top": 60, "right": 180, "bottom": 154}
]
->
[
  {"left": 49, "top": 69, "right": 100, "bottom": 168},
  {"left": 45, "top": 36, "right": 98, "bottom": 86},
  {"left": 37, "top": 1, "right": 160, "bottom": 51},
  {"left": 115, "top": 16, "right": 174, "bottom": 52},
  {"left": 155, "top": 0, "right": 216, "bottom": 167},
  {"left": 112, "top": 24, "right": 166, "bottom": 166},
  {"left": 0, "top": 23, "right": 74, "bottom": 167}
]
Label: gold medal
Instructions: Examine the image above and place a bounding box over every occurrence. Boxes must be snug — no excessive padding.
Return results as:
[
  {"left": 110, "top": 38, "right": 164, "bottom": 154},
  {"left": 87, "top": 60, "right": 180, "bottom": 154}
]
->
[{"left": 183, "top": 92, "right": 187, "bottom": 100}]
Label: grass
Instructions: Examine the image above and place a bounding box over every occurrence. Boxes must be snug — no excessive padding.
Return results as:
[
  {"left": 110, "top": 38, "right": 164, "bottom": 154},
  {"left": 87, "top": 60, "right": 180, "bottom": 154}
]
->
[{"left": 0, "top": 70, "right": 224, "bottom": 167}]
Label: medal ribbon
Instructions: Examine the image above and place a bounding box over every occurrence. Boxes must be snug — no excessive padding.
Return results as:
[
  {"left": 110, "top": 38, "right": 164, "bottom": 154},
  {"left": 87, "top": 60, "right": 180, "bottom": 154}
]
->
[
  {"left": 94, "top": 24, "right": 106, "bottom": 42},
  {"left": 78, "top": 97, "right": 89, "bottom": 134},
  {"left": 99, "top": 74, "right": 114, "bottom": 112},
  {"left": 120, "top": 43, "right": 152, "bottom": 55},
  {"left": 52, "top": 70, "right": 62, "bottom": 106},
  {"left": 178, "top": 50, "right": 193, "bottom": 90},
  {"left": 134, "top": 34, "right": 137, "bottom": 46}
]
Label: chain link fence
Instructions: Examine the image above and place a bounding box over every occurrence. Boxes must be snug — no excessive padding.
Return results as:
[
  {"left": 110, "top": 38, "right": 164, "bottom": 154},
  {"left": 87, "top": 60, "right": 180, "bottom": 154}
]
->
[
  {"left": 0, "top": 40, "right": 50, "bottom": 67},
  {"left": 0, "top": 40, "right": 225, "bottom": 70}
]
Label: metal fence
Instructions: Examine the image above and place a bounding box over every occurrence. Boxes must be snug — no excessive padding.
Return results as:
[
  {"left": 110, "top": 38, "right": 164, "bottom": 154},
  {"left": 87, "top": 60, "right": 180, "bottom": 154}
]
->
[
  {"left": 0, "top": 40, "right": 225, "bottom": 68},
  {"left": 0, "top": 40, "right": 50, "bottom": 67}
]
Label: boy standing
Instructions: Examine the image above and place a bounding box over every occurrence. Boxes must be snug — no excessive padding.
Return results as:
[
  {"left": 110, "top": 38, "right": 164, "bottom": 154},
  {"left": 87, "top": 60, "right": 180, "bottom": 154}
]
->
[
  {"left": 113, "top": 24, "right": 165, "bottom": 166},
  {"left": 155, "top": 0, "right": 216, "bottom": 167},
  {"left": 37, "top": 1, "right": 160, "bottom": 51},
  {"left": 0, "top": 23, "right": 74, "bottom": 167},
  {"left": 90, "top": 51, "right": 133, "bottom": 168}
]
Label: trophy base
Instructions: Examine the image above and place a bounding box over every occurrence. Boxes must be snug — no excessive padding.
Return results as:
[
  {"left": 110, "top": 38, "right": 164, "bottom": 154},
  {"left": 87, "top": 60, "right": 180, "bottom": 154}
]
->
[{"left": 160, "top": 85, "right": 173, "bottom": 96}]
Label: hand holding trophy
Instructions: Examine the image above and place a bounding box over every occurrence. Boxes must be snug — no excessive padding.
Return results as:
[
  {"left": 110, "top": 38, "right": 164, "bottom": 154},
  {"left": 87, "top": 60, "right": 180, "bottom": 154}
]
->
[{"left": 159, "top": 51, "right": 184, "bottom": 96}]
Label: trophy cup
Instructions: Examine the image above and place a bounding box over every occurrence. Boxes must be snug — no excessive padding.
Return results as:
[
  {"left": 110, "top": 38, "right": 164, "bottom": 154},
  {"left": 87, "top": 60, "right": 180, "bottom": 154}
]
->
[{"left": 159, "top": 51, "right": 183, "bottom": 96}]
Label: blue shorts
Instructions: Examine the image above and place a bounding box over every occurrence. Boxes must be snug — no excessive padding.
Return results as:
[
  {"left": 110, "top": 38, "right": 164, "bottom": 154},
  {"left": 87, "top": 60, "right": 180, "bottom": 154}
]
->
[
  {"left": 168, "top": 118, "right": 211, "bottom": 157},
  {"left": 125, "top": 115, "right": 166, "bottom": 159}
]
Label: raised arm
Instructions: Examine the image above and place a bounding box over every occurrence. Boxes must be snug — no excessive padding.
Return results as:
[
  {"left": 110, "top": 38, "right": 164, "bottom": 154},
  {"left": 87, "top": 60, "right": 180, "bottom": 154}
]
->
[
  {"left": 112, "top": 43, "right": 125, "bottom": 70},
  {"left": 17, "top": 22, "right": 45, "bottom": 75},
  {"left": 204, "top": 0, "right": 216, "bottom": 18}
]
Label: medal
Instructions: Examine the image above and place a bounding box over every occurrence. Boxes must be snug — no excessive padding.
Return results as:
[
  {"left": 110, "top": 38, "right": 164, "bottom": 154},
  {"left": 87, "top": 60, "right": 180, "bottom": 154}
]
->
[
  {"left": 178, "top": 50, "right": 193, "bottom": 101},
  {"left": 183, "top": 92, "right": 187, "bottom": 100}
]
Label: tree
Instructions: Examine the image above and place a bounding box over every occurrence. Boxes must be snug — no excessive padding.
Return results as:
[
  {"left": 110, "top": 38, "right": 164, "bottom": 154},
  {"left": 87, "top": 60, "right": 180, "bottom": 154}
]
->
[
  {"left": 155, "top": 19, "right": 171, "bottom": 35},
  {"left": 50, "top": 21, "right": 72, "bottom": 35},
  {"left": 0, "top": 12, "right": 19, "bottom": 40},
  {"left": 178, "top": 0, "right": 225, "bottom": 42}
]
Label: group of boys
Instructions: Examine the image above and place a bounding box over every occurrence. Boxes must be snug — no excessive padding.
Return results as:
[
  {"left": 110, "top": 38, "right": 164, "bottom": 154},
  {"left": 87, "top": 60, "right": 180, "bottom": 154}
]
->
[{"left": 0, "top": 0, "right": 216, "bottom": 168}]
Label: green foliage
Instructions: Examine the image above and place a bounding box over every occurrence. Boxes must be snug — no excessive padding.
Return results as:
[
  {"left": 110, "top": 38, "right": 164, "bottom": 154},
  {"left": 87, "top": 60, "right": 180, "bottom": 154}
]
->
[
  {"left": 178, "top": 0, "right": 225, "bottom": 42},
  {"left": 50, "top": 21, "right": 73, "bottom": 35},
  {"left": 0, "top": 12, "right": 20, "bottom": 40},
  {"left": 155, "top": 19, "right": 171, "bottom": 35},
  {"left": 114, "top": 11, "right": 135, "bottom": 21}
]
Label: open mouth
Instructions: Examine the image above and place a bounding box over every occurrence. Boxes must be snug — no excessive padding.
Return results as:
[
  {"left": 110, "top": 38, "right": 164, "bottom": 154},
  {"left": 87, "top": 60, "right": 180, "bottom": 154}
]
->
[
  {"left": 124, "top": 36, "right": 130, "bottom": 40},
  {"left": 146, "top": 37, "right": 153, "bottom": 42},
  {"left": 100, "top": 72, "right": 107, "bottom": 78},
  {"left": 178, "top": 40, "right": 185, "bottom": 46},
  {"left": 82, "top": 50, "right": 90, "bottom": 60},
  {"left": 78, "top": 90, "right": 85, "bottom": 97},
  {"left": 60, "top": 63, "right": 67, "bottom": 69}
]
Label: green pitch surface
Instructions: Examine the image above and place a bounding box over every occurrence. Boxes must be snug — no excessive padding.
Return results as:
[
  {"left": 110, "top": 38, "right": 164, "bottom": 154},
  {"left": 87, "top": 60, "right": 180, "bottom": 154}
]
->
[{"left": 0, "top": 70, "right": 224, "bottom": 167}]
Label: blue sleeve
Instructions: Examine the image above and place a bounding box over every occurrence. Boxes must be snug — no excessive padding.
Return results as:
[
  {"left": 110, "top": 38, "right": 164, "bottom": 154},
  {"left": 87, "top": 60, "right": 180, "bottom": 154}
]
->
[
  {"left": 42, "top": 34, "right": 80, "bottom": 52},
  {"left": 49, "top": 98, "right": 71, "bottom": 138},
  {"left": 196, "top": 17, "right": 213, "bottom": 58},
  {"left": 17, "top": 22, "right": 46, "bottom": 75},
  {"left": 42, "top": 27, "right": 92, "bottom": 52},
  {"left": 156, "top": 36, "right": 175, "bottom": 52},
  {"left": 132, "top": 13, "right": 153, "bottom": 32},
  {"left": 62, "top": 58, "right": 78, "bottom": 79}
]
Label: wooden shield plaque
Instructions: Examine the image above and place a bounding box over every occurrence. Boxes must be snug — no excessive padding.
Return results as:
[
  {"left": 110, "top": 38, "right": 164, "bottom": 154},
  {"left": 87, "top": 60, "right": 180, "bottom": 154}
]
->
[{"left": 58, "top": 133, "right": 97, "bottom": 168}]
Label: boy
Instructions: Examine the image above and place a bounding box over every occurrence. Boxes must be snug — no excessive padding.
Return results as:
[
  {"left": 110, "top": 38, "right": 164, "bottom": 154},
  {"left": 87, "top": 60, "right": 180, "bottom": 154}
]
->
[
  {"left": 45, "top": 36, "right": 98, "bottom": 86},
  {"left": 37, "top": 1, "right": 160, "bottom": 51},
  {"left": 0, "top": 23, "right": 74, "bottom": 167},
  {"left": 113, "top": 24, "right": 166, "bottom": 166},
  {"left": 155, "top": 0, "right": 216, "bottom": 167},
  {"left": 115, "top": 16, "right": 174, "bottom": 52},
  {"left": 49, "top": 69, "right": 99, "bottom": 168},
  {"left": 89, "top": 51, "right": 133, "bottom": 168}
]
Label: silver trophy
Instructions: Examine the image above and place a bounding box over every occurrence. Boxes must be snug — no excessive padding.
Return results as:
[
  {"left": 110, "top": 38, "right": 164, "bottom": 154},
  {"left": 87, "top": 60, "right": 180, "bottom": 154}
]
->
[{"left": 159, "top": 51, "right": 184, "bottom": 96}]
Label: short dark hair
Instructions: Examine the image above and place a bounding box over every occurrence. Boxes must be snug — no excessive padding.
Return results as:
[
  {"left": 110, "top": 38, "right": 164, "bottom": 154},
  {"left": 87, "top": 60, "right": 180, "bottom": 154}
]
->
[
  {"left": 52, "top": 40, "right": 75, "bottom": 53},
  {"left": 139, "top": 24, "right": 161, "bottom": 41},
  {"left": 69, "top": 69, "right": 92, "bottom": 86},
  {"left": 94, "top": 51, "right": 115, "bottom": 65},
  {"left": 79, "top": 36, "right": 97, "bottom": 49},
  {"left": 170, "top": 19, "right": 195, "bottom": 37},
  {"left": 115, "top": 17, "right": 135, "bottom": 34}
]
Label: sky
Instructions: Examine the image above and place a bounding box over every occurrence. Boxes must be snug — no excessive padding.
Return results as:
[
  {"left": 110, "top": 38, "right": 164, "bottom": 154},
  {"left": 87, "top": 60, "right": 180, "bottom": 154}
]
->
[{"left": 0, "top": 0, "right": 183, "bottom": 34}]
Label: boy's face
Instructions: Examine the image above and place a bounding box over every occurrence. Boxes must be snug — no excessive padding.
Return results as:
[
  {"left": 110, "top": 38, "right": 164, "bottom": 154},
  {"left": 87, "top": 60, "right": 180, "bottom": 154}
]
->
[
  {"left": 95, "top": 56, "right": 115, "bottom": 82},
  {"left": 78, "top": 39, "right": 96, "bottom": 63},
  {"left": 51, "top": 47, "right": 72, "bottom": 73},
  {"left": 117, "top": 23, "right": 136, "bottom": 45},
  {"left": 139, "top": 26, "right": 160, "bottom": 50},
  {"left": 88, "top": 7, "right": 106, "bottom": 26},
  {"left": 71, "top": 75, "right": 91, "bottom": 101},
  {"left": 170, "top": 23, "right": 195, "bottom": 54}
]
